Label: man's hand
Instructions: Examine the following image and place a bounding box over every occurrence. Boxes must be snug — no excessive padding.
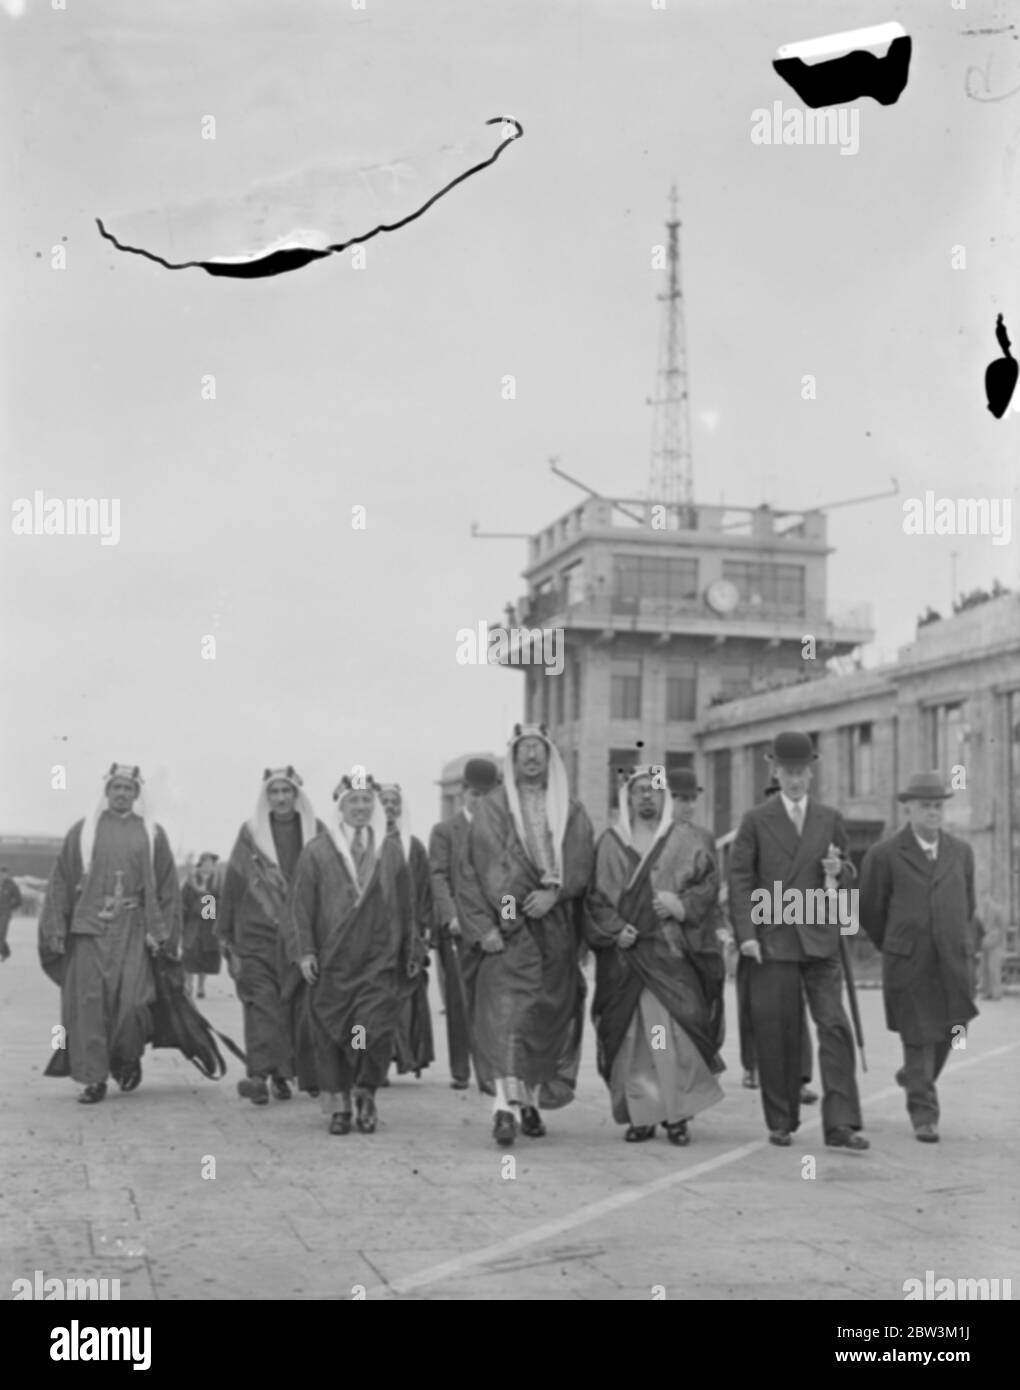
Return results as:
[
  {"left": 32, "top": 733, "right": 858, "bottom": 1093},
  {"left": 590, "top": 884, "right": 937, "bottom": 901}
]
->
[
  {"left": 145, "top": 933, "right": 161, "bottom": 953},
  {"left": 740, "top": 939, "right": 762, "bottom": 964},
  {"left": 480, "top": 927, "right": 505, "bottom": 954},
  {"left": 299, "top": 954, "right": 319, "bottom": 985},
  {"left": 821, "top": 854, "right": 842, "bottom": 881},
  {"left": 523, "top": 888, "right": 558, "bottom": 920},
  {"left": 46, "top": 937, "right": 66, "bottom": 957},
  {"left": 653, "top": 890, "right": 685, "bottom": 921},
  {"left": 448, "top": 917, "right": 462, "bottom": 938},
  {"left": 617, "top": 923, "right": 639, "bottom": 950}
]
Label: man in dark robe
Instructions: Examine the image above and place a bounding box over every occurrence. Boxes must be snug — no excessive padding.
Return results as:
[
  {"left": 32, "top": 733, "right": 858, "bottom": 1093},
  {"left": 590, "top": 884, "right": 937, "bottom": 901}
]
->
[
  {"left": 180, "top": 852, "right": 221, "bottom": 999},
  {"left": 428, "top": 757, "right": 500, "bottom": 1088},
  {"left": 378, "top": 783, "right": 434, "bottom": 1079},
  {"left": 37, "top": 763, "right": 181, "bottom": 1103},
  {"left": 859, "top": 772, "right": 978, "bottom": 1143},
  {"left": 288, "top": 773, "right": 413, "bottom": 1135},
  {"left": 588, "top": 766, "right": 725, "bottom": 1145},
  {"left": 218, "top": 767, "right": 324, "bottom": 1106},
  {"left": 0, "top": 866, "right": 23, "bottom": 962},
  {"left": 728, "top": 730, "right": 867, "bottom": 1150},
  {"left": 457, "top": 724, "right": 594, "bottom": 1147}
]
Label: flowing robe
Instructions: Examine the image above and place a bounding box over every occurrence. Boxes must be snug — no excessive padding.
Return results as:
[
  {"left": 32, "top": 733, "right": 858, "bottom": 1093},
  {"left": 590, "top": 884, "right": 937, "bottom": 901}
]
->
[
  {"left": 218, "top": 818, "right": 322, "bottom": 1080},
  {"left": 287, "top": 832, "right": 413, "bottom": 1094},
  {"left": 456, "top": 785, "right": 594, "bottom": 1108},
  {"left": 38, "top": 812, "right": 181, "bottom": 1086},
  {"left": 391, "top": 836, "right": 435, "bottom": 1075},
  {"left": 586, "top": 822, "right": 725, "bottom": 1126}
]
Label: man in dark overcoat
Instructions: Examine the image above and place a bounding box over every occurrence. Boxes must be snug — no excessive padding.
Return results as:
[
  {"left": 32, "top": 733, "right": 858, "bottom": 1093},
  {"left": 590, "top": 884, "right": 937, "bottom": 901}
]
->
[{"left": 859, "top": 771, "right": 978, "bottom": 1143}]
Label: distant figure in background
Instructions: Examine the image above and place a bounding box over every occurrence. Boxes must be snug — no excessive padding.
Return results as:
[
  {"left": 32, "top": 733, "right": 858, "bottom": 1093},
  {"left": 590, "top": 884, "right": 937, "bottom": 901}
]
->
[
  {"left": 859, "top": 772, "right": 979, "bottom": 1143},
  {"left": 977, "top": 898, "right": 1006, "bottom": 1002},
  {"left": 0, "top": 866, "right": 24, "bottom": 962},
  {"left": 428, "top": 757, "right": 500, "bottom": 1089},
  {"left": 378, "top": 783, "right": 434, "bottom": 1080},
  {"left": 37, "top": 764, "right": 181, "bottom": 1103},
  {"left": 219, "top": 767, "right": 324, "bottom": 1107},
  {"left": 181, "top": 853, "right": 221, "bottom": 999},
  {"left": 736, "top": 782, "right": 817, "bottom": 1104}
]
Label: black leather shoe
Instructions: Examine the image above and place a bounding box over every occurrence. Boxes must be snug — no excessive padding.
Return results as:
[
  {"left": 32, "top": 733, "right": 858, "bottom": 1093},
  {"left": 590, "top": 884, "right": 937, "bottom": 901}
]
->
[
  {"left": 624, "top": 1124, "right": 657, "bottom": 1142},
  {"left": 742, "top": 1070, "right": 758, "bottom": 1089},
  {"left": 915, "top": 1124, "right": 939, "bottom": 1143},
  {"left": 799, "top": 1085, "right": 818, "bottom": 1105},
  {"left": 329, "top": 1111, "right": 352, "bottom": 1135},
  {"left": 450, "top": 1079, "right": 470, "bottom": 1090},
  {"left": 520, "top": 1105, "right": 546, "bottom": 1138},
  {"left": 769, "top": 1130, "right": 792, "bottom": 1146},
  {"left": 826, "top": 1127, "right": 870, "bottom": 1151},
  {"left": 79, "top": 1082, "right": 108, "bottom": 1104},
  {"left": 118, "top": 1062, "right": 142, "bottom": 1093},
  {"left": 307, "top": 1086, "right": 320, "bottom": 1098},
  {"left": 238, "top": 1077, "right": 269, "bottom": 1106},
  {"left": 666, "top": 1120, "right": 691, "bottom": 1146},
  {"left": 493, "top": 1109, "right": 517, "bottom": 1146},
  {"left": 355, "top": 1092, "right": 377, "bottom": 1134},
  {"left": 270, "top": 1077, "right": 292, "bottom": 1101}
]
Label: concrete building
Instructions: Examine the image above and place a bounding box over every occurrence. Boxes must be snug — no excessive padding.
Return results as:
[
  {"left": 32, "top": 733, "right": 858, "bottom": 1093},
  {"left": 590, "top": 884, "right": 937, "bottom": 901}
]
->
[
  {"left": 494, "top": 495, "right": 872, "bottom": 830},
  {"left": 699, "top": 591, "right": 1020, "bottom": 954}
]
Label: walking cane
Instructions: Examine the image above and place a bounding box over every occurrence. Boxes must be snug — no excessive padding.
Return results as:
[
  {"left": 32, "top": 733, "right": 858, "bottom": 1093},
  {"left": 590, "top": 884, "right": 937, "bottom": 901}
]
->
[{"left": 826, "top": 845, "right": 867, "bottom": 1072}]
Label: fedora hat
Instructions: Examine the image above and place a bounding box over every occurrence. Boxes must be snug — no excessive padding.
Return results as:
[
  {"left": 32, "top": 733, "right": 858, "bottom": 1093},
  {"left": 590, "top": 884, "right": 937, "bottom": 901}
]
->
[
  {"left": 897, "top": 771, "right": 952, "bottom": 803},
  {"left": 765, "top": 731, "right": 817, "bottom": 766},
  {"left": 670, "top": 768, "right": 703, "bottom": 797}
]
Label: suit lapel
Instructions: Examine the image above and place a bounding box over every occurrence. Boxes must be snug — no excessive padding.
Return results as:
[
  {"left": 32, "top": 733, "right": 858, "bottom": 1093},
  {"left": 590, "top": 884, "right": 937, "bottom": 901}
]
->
[
  {"left": 762, "top": 795, "right": 800, "bottom": 862},
  {"left": 895, "top": 826, "right": 932, "bottom": 880},
  {"left": 787, "top": 798, "right": 827, "bottom": 881},
  {"left": 931, "top": 832, "right": 957, "bottom": 888}
]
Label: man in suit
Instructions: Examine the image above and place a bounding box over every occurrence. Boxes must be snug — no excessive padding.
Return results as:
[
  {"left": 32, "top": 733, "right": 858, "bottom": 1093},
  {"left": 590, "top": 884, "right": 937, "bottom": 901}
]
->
[
  {"left": 736, "top": 784, "right": 817, "bottom": 1102},
  {"left": 728, "top": 731, "right": 867, "bottom": 1150},
  {"left": 859, "top": 772, "right": 978, "bottom": 1143},
  {"left": 427, "top": 758, "right": 499, "bottom": 1089}
]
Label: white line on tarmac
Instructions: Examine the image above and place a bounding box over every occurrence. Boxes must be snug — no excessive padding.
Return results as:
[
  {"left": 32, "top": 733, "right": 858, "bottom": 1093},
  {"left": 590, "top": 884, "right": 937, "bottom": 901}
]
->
[{"left": 364, "top": 1040, "right": 1020, "bottom": 1299}]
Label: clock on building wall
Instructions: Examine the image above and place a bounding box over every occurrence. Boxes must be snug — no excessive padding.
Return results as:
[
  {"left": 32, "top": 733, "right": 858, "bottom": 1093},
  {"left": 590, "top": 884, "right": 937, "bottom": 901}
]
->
[{"left": 705, "top": 579, "right": 740, "bottom": 615}]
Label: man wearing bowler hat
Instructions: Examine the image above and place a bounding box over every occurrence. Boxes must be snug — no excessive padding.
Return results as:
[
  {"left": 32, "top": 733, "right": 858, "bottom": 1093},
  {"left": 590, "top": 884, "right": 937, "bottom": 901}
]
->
[
  {"left": 728, "top": 731, "right": 867, "bottom": 1149},
  {"left": 427, "top": 757, "right": 500, "bottom": 1088},
  {"left": 859, "top": 772, "right": 978, "bottom": 1143}
]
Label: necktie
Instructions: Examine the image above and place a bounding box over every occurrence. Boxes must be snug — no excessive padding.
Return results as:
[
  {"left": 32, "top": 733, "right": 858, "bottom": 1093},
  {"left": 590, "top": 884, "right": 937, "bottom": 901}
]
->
[
  {"left": 924, "top": 843, "right": 936, "bottom": 863},
  {"left": 790, "top": 802, "right": 804, "bottom": 836},
  {"left": 352, "top": 826, "right": 370, "bottom": 886}
]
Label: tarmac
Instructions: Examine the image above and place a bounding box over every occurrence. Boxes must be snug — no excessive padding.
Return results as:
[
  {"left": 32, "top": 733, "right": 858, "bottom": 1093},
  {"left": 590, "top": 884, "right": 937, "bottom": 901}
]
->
[{"left": 2, "top": 912, "right": 1017, "bottom": 1301}]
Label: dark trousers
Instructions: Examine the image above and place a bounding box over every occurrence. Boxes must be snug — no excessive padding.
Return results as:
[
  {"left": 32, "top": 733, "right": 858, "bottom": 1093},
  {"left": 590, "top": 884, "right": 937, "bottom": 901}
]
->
[
  {"left": 236, "top": 952, "right": 293, "bottom": 1080},
  {"left": 737, "top": 954, "right": 813, "bottom": 1081},
  {"left": 435, "top": 930, "right": 472, "bottom": 1084},
  {"left": 749, "top": 955, "right": 861, "bottom": 1136},
  {"left": 897, "top": 1039, "right": 951, "bottom": 1130}
]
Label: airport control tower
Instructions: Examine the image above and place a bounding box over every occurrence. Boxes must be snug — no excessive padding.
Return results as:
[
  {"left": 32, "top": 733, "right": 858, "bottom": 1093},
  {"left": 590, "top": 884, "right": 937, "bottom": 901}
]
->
[{"left": 488, "top": 193, "right": 874, "bottom": 833}]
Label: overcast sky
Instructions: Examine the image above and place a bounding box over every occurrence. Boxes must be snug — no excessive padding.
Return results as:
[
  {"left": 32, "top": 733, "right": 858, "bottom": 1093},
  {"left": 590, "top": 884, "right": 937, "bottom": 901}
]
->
[{"left": 2, "top": 0, "right": 1017, "bottom": 853}]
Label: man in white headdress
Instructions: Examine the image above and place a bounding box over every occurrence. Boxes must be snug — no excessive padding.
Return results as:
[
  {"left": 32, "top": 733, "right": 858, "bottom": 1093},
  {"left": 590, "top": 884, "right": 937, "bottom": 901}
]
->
[
  {"left": 457, "top": 724, "right": 594, "bottom": 1147},
  {"left": 378, "top": 783, "right": 434, "bottom": 1079},
  {"left": 218, "top": 767, "right": 324, "bottom": 1107},
  {"left": 586, "top": 765, "right": 725, "bottom": 1145},
  {"left": 38, "top": 763, "right": 181, "bottom": 1104},
  {"left": 287, "top": 773, "right": 413, "bottom": 1135}
]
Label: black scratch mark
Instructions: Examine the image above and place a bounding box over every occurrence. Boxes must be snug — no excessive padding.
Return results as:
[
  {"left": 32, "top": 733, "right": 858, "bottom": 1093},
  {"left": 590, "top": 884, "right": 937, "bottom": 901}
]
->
[{"left": 96, "top": 117, "right": 523, "bottom": 280}]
